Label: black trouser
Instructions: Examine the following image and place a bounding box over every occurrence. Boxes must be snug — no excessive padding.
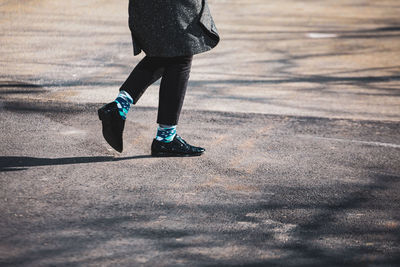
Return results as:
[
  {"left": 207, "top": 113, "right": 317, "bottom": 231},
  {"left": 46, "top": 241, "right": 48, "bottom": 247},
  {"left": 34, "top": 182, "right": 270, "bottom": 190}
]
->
[{"left": 119, "top": 55, "right": 193, "bottom": 125}]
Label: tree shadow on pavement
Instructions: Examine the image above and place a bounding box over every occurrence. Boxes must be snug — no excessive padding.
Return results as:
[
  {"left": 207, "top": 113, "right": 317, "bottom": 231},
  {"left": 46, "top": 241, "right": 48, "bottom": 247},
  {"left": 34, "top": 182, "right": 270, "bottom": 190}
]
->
[
  {"left": 1, "top": 170, "right": 399, "bottom": 266},
  {"left": 0, "top": 155, "right": 152, "bottom": 172}
]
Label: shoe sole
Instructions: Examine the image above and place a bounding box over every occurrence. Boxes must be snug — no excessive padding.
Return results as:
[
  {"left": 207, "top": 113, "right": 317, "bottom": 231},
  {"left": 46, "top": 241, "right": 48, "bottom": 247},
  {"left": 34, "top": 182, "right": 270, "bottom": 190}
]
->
[
  {"left": 98, "top": 107, "right": 123, "bottom": 153},
  {"left": 151, "top": 151, "right": 204, "bottom": 157},
  {"left": 98, "top": 108, "right": 107, "bottom": 121}
]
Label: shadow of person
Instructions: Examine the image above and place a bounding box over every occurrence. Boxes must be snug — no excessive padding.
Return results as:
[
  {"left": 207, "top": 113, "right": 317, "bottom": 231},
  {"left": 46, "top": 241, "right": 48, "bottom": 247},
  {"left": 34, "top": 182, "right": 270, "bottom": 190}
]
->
[{"left": 0, "top": 155, "right": 152, "bottom": 172}]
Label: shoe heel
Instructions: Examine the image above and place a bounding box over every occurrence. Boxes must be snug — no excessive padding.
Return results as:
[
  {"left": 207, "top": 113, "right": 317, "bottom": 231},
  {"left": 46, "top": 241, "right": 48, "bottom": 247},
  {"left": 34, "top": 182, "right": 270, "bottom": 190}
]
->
[{"left": 98, "top": 108, "right": 105, "bottom": 121}]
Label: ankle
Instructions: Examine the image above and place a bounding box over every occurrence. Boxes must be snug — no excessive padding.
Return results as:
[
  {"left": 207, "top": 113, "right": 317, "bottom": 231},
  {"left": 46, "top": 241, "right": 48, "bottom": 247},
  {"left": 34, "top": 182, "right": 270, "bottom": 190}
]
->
[
  {"left": 114, "top": 90, "right": 133, "bottom": 119},
  {"left": 156, "top": 125, "right": 177, "bottom": 143}
]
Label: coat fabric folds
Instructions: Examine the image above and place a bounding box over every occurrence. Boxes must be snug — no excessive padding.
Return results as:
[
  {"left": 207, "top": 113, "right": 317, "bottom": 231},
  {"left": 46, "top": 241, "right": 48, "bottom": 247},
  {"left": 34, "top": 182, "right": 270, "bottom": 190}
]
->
[{"left": 128, "top": 0, "right": 220, "bottom": 57}]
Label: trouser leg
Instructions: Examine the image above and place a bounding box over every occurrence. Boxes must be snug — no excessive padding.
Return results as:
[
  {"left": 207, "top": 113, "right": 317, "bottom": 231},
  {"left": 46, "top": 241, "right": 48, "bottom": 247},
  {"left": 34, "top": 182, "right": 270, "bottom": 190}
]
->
[
  {"left": 157, "top": 55, "right": 193, "bottom": 125},
  {"left": 119, "top": 56, "right": 165, "bottom": 104}
]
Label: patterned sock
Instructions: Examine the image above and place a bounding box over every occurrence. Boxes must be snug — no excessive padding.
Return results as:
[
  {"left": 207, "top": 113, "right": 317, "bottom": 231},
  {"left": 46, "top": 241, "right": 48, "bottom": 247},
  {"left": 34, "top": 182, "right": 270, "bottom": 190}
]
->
[
  {"left": 114, "top": 90, "right": 133, "bottom": 120},
  {"left": 156, "top": 124, "right": 177, "bottom": 143}
]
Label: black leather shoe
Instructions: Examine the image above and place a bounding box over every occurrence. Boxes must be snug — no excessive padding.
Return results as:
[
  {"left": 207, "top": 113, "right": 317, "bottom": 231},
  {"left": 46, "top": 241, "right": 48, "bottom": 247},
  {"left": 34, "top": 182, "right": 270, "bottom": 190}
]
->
[
  {"left": 151, "top": 135, "right": 205, "bottom": 157},
  {"left": 98, "top": 102, "right": 125, "bottom": 153}
]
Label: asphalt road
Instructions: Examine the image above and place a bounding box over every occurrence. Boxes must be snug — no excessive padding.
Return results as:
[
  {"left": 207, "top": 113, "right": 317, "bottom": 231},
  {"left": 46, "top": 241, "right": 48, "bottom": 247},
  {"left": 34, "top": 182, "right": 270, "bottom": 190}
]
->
[{"left": 1, "top": 0, "right": 400, "bottom": 266}]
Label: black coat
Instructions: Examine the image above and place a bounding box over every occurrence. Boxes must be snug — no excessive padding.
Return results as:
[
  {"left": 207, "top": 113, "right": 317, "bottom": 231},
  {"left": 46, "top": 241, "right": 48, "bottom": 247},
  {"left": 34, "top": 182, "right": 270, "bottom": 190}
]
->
[{"left": 128, "top": 0, "right": 220, "bottom": 57}]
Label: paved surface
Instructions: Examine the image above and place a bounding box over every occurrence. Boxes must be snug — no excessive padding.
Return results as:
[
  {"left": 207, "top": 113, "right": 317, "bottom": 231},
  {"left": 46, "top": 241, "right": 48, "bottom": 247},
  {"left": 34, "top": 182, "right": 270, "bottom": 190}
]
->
[{"left": 1, "top": 0, "right": 400, "bottom": 266}]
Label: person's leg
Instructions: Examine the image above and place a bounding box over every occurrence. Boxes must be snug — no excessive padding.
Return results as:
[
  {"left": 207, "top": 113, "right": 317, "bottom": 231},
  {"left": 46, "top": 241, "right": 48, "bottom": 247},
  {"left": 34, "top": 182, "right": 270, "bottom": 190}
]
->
[
  {"left": 98, "top": 56, "right": 166, "bottom": 153},
  {"left": 151, "top": 55, "right": 204, "bottom": 157},
  {"left": 120, "top": 56, "right": 165, "bottom": 104},
  {"left": 113, "top": 56, "right": 165, "bottom": 119},
  {"left": 154, "top": 55, "right": 192, "bottom": 143},
  {"left": 157, "top": 55, "right": 193, "bottom": 126}
]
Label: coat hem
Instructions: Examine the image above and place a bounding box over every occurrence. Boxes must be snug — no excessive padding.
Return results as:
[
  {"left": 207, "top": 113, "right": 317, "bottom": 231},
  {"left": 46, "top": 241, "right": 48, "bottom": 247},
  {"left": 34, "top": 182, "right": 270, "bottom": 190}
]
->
[{"left": 134, "top": 43, "right": 217, "bottom": 58}]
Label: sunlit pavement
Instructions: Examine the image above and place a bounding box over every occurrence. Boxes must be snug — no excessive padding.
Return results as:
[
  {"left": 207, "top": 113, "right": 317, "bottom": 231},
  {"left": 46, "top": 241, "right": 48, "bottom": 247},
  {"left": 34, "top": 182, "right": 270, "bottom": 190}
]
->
[{"left": 1, "top": 1, "right": 400, "bottom": 266}]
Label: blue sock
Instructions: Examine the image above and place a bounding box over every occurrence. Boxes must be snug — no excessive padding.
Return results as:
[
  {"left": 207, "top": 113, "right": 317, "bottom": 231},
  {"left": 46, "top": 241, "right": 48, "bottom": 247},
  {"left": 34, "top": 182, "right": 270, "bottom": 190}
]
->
[
  {"left": 156, "top": 124, "right": 177, "bottom": 143},
  {"left": 114, "top": 90, "right": 133, "bottom": 120}
]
